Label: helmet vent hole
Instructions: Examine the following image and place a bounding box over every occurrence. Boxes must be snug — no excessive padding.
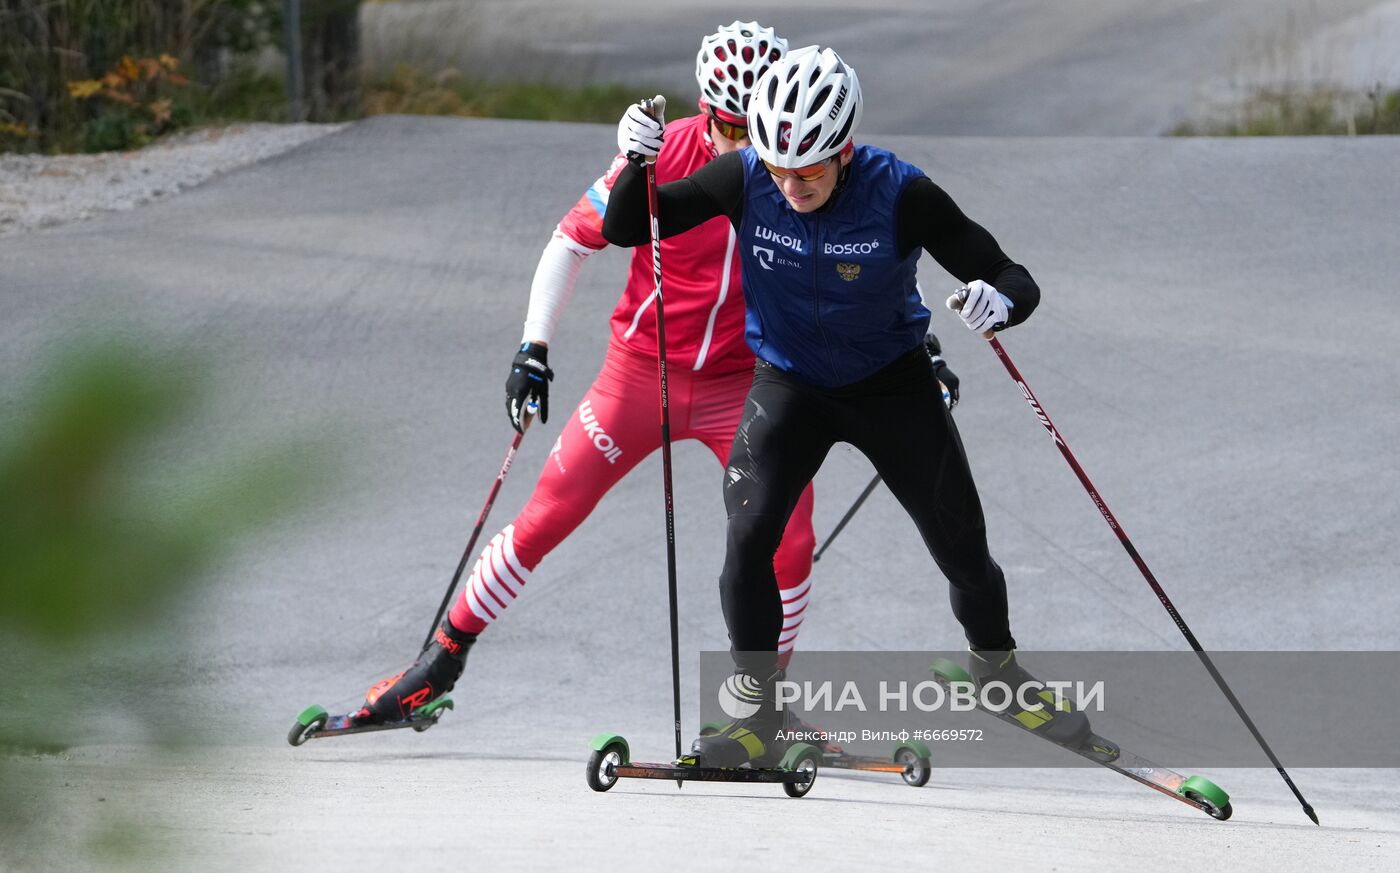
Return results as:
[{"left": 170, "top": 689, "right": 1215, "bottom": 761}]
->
[{"left": 827, "top": 113, "right": 855, "bottom": 152}]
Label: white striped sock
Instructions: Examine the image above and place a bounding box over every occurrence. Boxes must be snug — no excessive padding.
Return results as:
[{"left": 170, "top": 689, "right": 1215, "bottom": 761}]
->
[
  {"left": 464, "top": 525, "right": 531, "bottom": 627},
  {"left": 777, "top": 576, "right": 812, "bottom": 654}
]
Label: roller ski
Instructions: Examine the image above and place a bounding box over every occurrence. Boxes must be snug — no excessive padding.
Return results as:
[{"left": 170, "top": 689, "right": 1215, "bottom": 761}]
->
[
  {"left": 928, "top": 655, "right": 1232, "bottom": 821},
  {"left": 587, "top": 734, "right": 823, "bottom": 798},
  {"left": 287, "top": 697, "right": 454, "bottom": 745},
  {"left": 699, "top": 715, "right": 932, "bottom": 788},
  {"left": 287, "top": 618, "right": 475, "bottom": 747},
  {"left": 588, "top": 666, "right": 823, "bottom": 798},
  {"left": 802, "top": 739, "right": 932, "bottom": 788}
]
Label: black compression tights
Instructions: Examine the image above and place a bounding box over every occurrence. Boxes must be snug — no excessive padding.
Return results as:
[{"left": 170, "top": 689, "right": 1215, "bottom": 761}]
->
[{"left": 719, "top": 347, "right": 1016, "bottom": 656}]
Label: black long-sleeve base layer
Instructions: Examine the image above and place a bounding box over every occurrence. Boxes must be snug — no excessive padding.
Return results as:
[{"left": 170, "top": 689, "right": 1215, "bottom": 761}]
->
[{"left": 602, "top": 150, "right": 1041, "bottom": 324}]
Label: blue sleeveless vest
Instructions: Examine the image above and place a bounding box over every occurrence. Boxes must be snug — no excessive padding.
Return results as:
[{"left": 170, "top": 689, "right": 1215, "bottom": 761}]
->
[{"left": 738, "top": 145, "right": 927, "bottom": 387}]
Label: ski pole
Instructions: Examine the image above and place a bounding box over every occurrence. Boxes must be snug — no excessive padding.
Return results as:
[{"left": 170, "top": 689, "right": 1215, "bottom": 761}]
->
[
  {"left": 812, "top": 473, "right": 881, "bottom": 563},
  {"left": 420, "top": 402, "right": 536, "bottom": 654},
  {"left": 640, "top": 97, "right": 685, "bottom": 771},
  {"left": 949, "top": 292, "right": 1319, "bottom": 825}
]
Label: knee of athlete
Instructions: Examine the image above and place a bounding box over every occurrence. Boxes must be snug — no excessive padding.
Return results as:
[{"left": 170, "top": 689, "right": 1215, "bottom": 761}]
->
[
  {"left": 723, "top": 513, "right": 786, "bottom": 569},
  {"left": 923, "top": 511, "right": 987, "bottom": 556},
  {"left": 934, "top": 552, "right": 1007, "bottom": 592},
  {"left": 496, "top": 517, "right": 549, "bottom": 572}
]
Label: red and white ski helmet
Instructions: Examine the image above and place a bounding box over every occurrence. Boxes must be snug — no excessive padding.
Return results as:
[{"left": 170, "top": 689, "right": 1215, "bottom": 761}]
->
[
  {"left": 696, "top": 21, "right": 788, "bottom": 123},
  {"left": 748, "top": 46, "right": 863, "bottom": 168}
]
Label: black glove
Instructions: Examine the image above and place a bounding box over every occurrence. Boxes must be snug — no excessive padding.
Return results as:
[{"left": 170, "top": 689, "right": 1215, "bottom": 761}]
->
[
  {"left": 925, "top": 331, "right": 960, "bottom": 409},
  {"left": 505, "top": 341, "right": 552, "bottom": 433}
]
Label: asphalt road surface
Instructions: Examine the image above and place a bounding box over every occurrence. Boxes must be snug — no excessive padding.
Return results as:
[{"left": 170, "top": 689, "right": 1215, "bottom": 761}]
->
[{"left": 3, "top": 117, "right": 1399, "bottom": 870}]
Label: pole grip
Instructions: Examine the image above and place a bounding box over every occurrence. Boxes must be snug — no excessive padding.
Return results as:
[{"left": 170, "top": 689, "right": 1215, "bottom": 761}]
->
[
  {"left": 641, "top": 96, "right": 667, "bottom": 165},
  {"left": 945, "top": 287, "right": 995, "bottom": 339}
]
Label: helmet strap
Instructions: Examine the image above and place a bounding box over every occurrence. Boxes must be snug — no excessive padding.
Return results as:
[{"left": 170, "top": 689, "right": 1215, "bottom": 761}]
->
[{"left": 819, "top": 142, "right": 856, "bottom": 212}]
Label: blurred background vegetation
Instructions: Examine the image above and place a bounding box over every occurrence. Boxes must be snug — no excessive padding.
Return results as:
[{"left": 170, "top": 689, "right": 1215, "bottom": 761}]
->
[
  {"left": 0, "top": 0, "right": 656, "bottom": 155},
  {"left": 3, "top": 0, "right": 265, "bottom": 151},
  {"left": 1172, "top": 83, "right": 1400, "bottom": 136},
  {"left": 362, "top": 64, "right": 644, "bottom": 122},
  {"left": 0, "top": 0, "right": 357, "bottom": 152},
  {"left": 0, "top": 335, "right": 320, "bottom": 863}
]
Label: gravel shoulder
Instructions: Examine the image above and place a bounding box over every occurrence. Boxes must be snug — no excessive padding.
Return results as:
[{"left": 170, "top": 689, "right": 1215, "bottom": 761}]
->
[{"left": 0, "top": 123, "right": 344, "bottom": 236}]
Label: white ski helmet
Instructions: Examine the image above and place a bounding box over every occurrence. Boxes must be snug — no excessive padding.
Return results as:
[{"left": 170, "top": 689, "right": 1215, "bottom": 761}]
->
[
  {"left": 748, "top": 46, "right": 863, "bottom": 168},
  {"left": 695, "top": 21, "right": 788, "bottom": 122}
]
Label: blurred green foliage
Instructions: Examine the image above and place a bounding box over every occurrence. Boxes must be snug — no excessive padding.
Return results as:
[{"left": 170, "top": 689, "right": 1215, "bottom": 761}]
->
[
  {"left": 189, "top": 68, "right": 295, "bottom": 125},
  {"left": 64, "top": 53, "right": 196, "bottom": 152},
  {"left": 1173, "top": 85, "right": 1400, "bottom": 136},
  {"left": 0, "top": 335, "right": 320, "bottom": 860},
  {"left": 0, "top": 1, "right": 281, "bottom": 153},
  {"left": 0, "top": 339, "right": 314, "bottom": 644},
  {"left": 363, "top": 64, "right": 663, "bottom": 123}
]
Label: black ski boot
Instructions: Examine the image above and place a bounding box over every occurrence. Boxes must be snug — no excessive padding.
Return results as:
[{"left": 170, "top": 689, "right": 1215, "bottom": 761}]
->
[
  {"left": 350, "top": 619, "right": 477, "bottom": 726},
  {"left": 968, "top": 649, "right": 1092, "bottom": 747},
  {"left": 684, "top": 665, "right": 788, "bottom": 768}
]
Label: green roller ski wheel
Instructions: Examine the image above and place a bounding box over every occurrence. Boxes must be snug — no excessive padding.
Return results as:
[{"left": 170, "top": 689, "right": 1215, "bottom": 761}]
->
[
  {"left": 1179, "top": 775, "right": 1232, "bottom": 821},
  {"left": 698, "top": 720, "right": 725, "bottom": 737},
  {"left": 893, "top": 742, "right": 933, "bottom": 788},
  {"left": 287, "top": 704, "right": 328, "bottom": 747},
  {"left": 586, "top": 734, "right": 630, "bottom": 793},
  {"left": 780, "top": 743, "right": 821, "bottom": 798},
  {"left": 927, "top": 657, "right": 974, "bottom": 685},
  {"left": 411, "top": 696, "right": 454, "bottom": 732}
]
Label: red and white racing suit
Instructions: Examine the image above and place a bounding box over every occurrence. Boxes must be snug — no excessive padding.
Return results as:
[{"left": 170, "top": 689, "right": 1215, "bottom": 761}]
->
[{"left": 448, "top": 113, "right": 816, "bottom": 655}]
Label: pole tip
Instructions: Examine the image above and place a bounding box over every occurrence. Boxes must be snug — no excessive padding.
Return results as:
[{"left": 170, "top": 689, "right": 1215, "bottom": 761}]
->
[{"left": 1305, "top": 804, "right": 1320, "bottom": 826}]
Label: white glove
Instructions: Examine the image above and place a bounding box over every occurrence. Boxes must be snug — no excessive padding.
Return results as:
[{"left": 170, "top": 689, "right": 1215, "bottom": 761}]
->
[
  {"left": 946, "top": 280, "right": 1010, "bottom": 334},
  {"left": 617, "top": 96, "right": 666, "bottom": 160}
]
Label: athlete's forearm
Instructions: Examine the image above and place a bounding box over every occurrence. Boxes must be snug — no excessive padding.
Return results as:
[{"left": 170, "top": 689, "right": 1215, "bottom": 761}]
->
[
  {"left": 899, "top": 177, "right": 1040, "bottom": 326},
  {"left": 521, "top": 229, "right": 597, "bottom": 345},
  {"left": 600, "top": 161, "right": 651, "bottom": 247},
  {"left": 982, "top": 263, "right": 1039, "bottom": 327},
  {"left": 601, "top": 152, "right": 746, "bottom": 247}
]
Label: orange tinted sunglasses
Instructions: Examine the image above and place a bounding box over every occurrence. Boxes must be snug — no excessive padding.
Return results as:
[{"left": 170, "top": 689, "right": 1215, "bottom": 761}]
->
[
  {"left": 708, "top": 111, "right": 748, "bottom": 141},
  {"left": 763, "top": 158, "right": 833, "bottom": 182}
]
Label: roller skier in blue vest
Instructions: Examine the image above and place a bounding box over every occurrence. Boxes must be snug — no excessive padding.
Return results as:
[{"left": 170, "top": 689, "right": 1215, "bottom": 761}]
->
[{"left": 604, "top": 45, "right": 1090, "bottom": 768}]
